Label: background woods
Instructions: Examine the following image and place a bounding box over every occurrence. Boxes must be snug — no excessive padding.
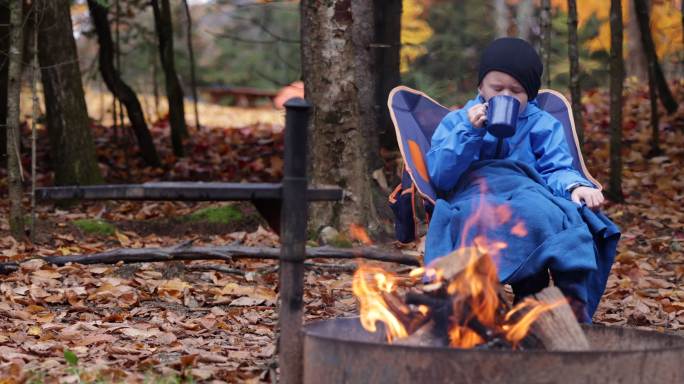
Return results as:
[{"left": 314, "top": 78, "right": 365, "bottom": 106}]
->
[{"left": 0, "top": 0, "right": 682, "bottom": 381}]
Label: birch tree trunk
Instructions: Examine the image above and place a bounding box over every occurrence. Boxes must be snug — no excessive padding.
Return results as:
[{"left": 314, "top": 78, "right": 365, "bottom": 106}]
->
[
  {"left": 540, "top": 0, "right": 552, "bottom": 87},
  {"left": 7, "top": 0, "right": 24, "bottom": 239},
  {"left": 494, "top": 0, "right": 509, "bottom": 37},
  {"left": 516, "top": 0, "right": 533, "bottom": 41},
  {"left": 608, "top": 0, "right": 624, "bottom": 202},
  {"left": 633, "top": 0, "right": 678, "bottom": 115},
  {"left": 152, "top": 0, "right": 188, "bottom": 157},
  {"left": 374, "top": 0, "right": 401, "bottom": 151},
  {"left": 567, "top": 0, "right": 584, "bottom": 146},
  {"left": 301, "top": 0, "right": 379, "bottom": 232},
  {"left": 37, "top": 0, "right": 103, "bottom": 186},
  {"left": 181, "top": 0, "right": 200, "bottom": 130}
]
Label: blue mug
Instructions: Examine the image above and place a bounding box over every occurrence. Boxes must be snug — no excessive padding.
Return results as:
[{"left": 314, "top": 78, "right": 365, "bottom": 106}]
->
[{"left": 485, "top": 95, "right": 520, "bottom": 138}]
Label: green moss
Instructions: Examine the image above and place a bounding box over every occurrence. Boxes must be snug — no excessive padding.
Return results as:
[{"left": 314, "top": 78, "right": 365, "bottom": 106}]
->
[
  {"left": 183, "top": 205, "right": 243, "bottom": 224},
  {"left": 328, "top": 234, "right": 353, "bottom": 248},
  {"left": 73, "top": 219, "right": 116, "bottom": 236}
]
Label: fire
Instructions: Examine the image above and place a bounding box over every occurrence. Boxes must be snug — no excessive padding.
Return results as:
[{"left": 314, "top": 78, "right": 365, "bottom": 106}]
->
[
  {"left": 349, "top": 224, "right": 373, "bottom": 245},
  {"left": 352, "top": 264, "right": 408, "bottom": 341},
  {"left": 503, "top": 298, "right": 564, "bottom": 345},
  {"left": 511, "top": 221, "right": 528, "bottom": 237},
  {"left": 352, "top": 179, "right": 563, "bottom": 350},
  {"left": 446, "top": 244, "right": 499, "bottom": 331},
  {"left": 449, "top": 325, "right": 484, "bottom": 349}
]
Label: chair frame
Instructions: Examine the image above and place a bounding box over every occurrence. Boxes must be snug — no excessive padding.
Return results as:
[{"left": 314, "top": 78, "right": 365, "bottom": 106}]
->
[{"left": 388, "top": 85, "right": 602, "bottom": 206}]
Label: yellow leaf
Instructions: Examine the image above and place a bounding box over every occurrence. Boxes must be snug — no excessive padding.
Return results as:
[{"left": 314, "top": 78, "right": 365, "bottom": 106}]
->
[
  {"left": 115, "top": 230, "right": 131, "bottom": 246},
  {"left": 401, "top": 0, "right": 433, "bottom": 73},
  {"left": 27, "top": 325, "right": 42, "bottom": 337},
  {"left": 551, "top": 0, "right": 682, "bottom": 58},
  {"left": 158, "top": 279, "right": 191, "bottom": 299}
]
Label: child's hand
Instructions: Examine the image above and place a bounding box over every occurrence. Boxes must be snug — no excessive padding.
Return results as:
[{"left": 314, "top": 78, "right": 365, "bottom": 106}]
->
[
  {"left": 467, "top": 103, "right": 488, "bottom": 128},
  {"left": 571, "top": 186, "right": 604, "bottom": 210}
]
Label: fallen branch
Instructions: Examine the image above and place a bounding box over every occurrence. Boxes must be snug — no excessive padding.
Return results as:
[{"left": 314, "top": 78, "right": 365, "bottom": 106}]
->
[
  {"left": 188, "top": 261, "right": 358, "bottom": 276},
  {"left": 0, "top": 245, "right": 419, "bottom": 274},
  {"left": 186, "top": 264, "right": 245, "bottom": 276}
]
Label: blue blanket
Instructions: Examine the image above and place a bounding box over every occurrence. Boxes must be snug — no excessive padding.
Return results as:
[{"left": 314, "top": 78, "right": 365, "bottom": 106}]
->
[{"left": 425, "top": 160, "right": 620, "bottom": 318}]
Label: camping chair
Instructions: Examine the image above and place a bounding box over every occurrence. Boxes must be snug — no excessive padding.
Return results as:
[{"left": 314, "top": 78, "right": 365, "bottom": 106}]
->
[{"left": 387, "top": 85, "right": 601, "bottom": 243}]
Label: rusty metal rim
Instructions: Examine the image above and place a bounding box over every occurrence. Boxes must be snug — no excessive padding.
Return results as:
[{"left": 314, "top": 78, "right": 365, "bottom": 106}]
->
[{"left": 304, "top": 317, "right": 684, "bottom": 355}]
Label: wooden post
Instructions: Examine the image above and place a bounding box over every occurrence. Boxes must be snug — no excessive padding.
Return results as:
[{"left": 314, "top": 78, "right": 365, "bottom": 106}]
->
[{"left": 279, "top": 98, "right": 311, "bottom": 384}]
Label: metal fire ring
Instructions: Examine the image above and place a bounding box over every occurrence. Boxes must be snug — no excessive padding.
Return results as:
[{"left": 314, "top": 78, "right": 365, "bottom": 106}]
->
[{"left": 303, "top": 317, "right": 684, "bottom": 384}]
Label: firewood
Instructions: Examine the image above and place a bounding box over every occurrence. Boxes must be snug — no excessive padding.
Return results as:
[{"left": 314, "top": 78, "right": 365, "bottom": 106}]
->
[
  {"left": 429, "top": 246, "right": 486, "bottom": 281},
  {"left": 528, "top": 286, "right": 590, "bottom": 351},
  {"left": 394, "top": 320, "right": 448, "bottom": 347}
]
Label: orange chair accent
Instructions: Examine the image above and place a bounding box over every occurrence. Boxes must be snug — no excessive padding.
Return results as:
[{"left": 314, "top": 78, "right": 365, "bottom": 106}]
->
[{"left": 408, "top": 139, "right": 430, "bottom": 183}]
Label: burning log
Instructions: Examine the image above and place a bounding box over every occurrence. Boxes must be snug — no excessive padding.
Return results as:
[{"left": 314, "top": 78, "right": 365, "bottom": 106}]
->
[
  {"left": 528, "top": 286, "right": 590, "bottom": 351},
  {"left": 394, "top": 321, "right": 447, "bottom": 347},
  {"left": 353, "top": 245, "right": 589, "bottom": 351}
]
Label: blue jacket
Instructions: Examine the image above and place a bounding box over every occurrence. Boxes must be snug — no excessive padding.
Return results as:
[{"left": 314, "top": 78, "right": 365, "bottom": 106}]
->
[
  {"left": 424, "top": 95, "right": 620, "bottom": 319},
  {"left": 427, "top": 95, "right": 594, "bottom": 199}
]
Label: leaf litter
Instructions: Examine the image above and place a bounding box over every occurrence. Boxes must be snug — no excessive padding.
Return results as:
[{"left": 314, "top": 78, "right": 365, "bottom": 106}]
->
[{"left": 0, "top": 83, "right": 682, "bottom": 380}]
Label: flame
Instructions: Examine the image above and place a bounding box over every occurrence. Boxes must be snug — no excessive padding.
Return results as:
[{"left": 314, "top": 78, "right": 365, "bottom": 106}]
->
[
  {"left": 352, "top": 264, "right": 407, "bottom": 341},
  {"left": 443, "top": 242, "right": 500, "bottom": 348},
  {"left": 449, "top": 325, "right": 484, "bottom": 348},
  {"left": 494, "top": 205, "right": 512, "bottom": 225},
  {"left": 503, "top": 298, "right": 564, "bottom": 345},
  {"left": 511, "top": 221, "right": 528, "bottom": 237},
  {"left": 349, "top": 224, "right": 373, "bottom": 245},
  {"left": 409, "top": 267, "right": 425, "bottom": 278},
  {"left": 352, "top": 179, "right": 560, "bottom": 349},
  {"left": 417, "top": 305, "right": 430, "bottom": 316}
]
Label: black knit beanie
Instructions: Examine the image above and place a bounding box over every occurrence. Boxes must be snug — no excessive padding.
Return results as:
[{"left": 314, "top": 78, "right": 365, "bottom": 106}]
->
[{"left": 477, "top": 37, "right": 543, "bottom": 100}]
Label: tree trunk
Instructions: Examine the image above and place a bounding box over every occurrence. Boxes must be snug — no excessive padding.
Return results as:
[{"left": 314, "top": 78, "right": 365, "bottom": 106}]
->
[
  {"left": 608, "top": 0, "right": 624, "bottom": 202},
  {"left": 539, "top": 0, "right": 552, "bottom": 87},
  {"left": 645, "top": 51, "right": 661, "bottom": 157},
  {"left": 302, "top": 0, "right": 379, "bottom": 232},
  {"left": 30, "top": 5, "right": 38, "bottom": 242},
  {"left": 516, "top": 0, "right": 533, "bottom": 41},
  {"left": 633, "top": 0, "right": 678, "bottom": 114},
  {"left": 0, "top": 2, "right": 8, "bottom": 162},
  {"left": 567, "top": 0, "right": 584, "bottom": 147},
  {"left": 633, "top": 0, "right": 662, "bottom": 156},
  {"left": 7, "top": 0, "right": 24, "bottom": 239},
  {"left": 625, "top": 0, "right": 647, "bottom": 80},
  {"left": 36, "top": 0, "right": 103, "bottom": 187},
  {"left": 181, "top": 0, "right": 200, "bottom": 130},
  {"left": 87, "top": 0, "right": 160, "bottom": 167},
  {"left": 373, "top": 0, "right": 401, "bottom": 151},
  {"left": 152, "top": 46, "right": 160, "bottom": 119},
  {"left": 152, "top": 0, "right": 187, "bottom": 157},
  {"left": 494, "top": 0, "right": 510, "bottom": 37}
]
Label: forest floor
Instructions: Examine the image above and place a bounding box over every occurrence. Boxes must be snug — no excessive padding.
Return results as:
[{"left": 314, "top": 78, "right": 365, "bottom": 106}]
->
[{"left": 0, "top": 82, "right": 683, "bottom": 382}]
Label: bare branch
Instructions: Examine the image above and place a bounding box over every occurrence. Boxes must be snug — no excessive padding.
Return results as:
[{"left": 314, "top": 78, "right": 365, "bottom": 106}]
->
[{"left": 0, "top": 245, "right": 420, "bottom": 275}]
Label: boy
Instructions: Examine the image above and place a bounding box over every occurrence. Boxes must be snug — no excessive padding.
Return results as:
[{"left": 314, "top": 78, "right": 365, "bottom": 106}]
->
[{"left": 424, "top": 38, "right": 617, "bottom": 322}]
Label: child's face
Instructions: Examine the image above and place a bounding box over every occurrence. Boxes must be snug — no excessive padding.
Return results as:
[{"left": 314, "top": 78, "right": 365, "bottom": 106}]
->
[{"left": 478, "top": 71, "right": 528, "bottom": 111}]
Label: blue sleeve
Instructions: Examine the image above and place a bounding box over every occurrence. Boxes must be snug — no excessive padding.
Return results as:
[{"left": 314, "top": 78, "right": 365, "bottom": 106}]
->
[
  {"left": 530, "top": 116, "right": 594, "bottom": 198},
  {"left": 426, "top": 110, "right": 486, "bottom": 193}
]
